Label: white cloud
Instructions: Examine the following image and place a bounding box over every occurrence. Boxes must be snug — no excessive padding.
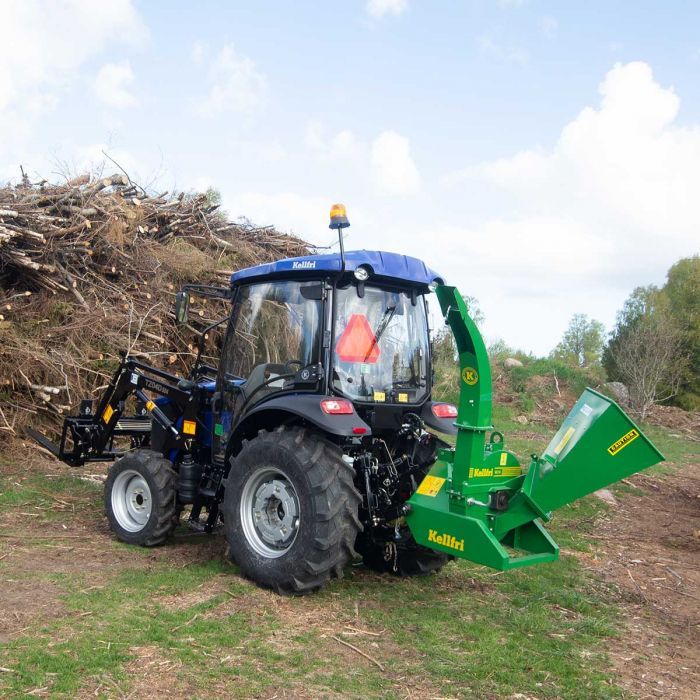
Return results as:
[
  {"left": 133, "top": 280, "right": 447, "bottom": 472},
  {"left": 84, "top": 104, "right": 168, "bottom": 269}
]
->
[
  {"left": 259, "top": 140, "right": 287, "bottom": 162},
  {"left": 366, "top": 0, "right": 408, "bottom": 20},
  {"left": 479, "top": 62, "right": 700, "bottom": 249},
  {"left": 370, "top": 131, "right": 420, "bottom": 195},
  {"left": 0, "top": 1, "right": 145, "bottom": 112},
  {"left": 191, "top": 41, "right": 206, "bottom": 66},
  {"left": 74, "top": 144, "right": 142, "bottom": 176},
  {"left": 0, "top": 0, "right": 145, "bottom": 170},
  {"left": 198, "top": 44, "right": 267, "bottom": 117},
  {"left": 93, "top": 61, "right": 136, "bottom": 108},
  {"left": 539, "top": 16, "right": 559, "bottom": 38},
  {"left": 477, "top": 35, "right": 529, "bottom": 65},
  {"left": 307, "top": 122, "right": 367, "bottom": 166},
  {"left": 307, "top": 122, "right": 421, "bottom": 193},
  {"left": 439, "top": 61, "right": 700, "bottom": 352},
  {"left": 224, "top": 191, "right": 332, "bottom": 244}
]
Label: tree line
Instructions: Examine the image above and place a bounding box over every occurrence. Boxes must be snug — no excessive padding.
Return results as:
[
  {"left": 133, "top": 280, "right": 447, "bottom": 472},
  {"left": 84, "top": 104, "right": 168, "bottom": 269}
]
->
[
  {"left": 431, "top": 255, "right": 698, "bottom": 420},
  {"left": 552, "top": 255, "right": 698, "bottom": 418}
]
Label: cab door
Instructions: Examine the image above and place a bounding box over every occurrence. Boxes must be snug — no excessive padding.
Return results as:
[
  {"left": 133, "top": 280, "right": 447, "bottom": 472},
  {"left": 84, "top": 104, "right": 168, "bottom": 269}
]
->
[{"left": 213, "top": 280, "right": 325, "bottom": 455}]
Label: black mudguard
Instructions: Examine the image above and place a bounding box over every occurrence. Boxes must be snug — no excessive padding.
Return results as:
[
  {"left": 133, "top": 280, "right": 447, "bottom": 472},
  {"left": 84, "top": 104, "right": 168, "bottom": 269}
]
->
[
  {"left": 234, "top": 394, "right": 372, "bottom": 440},
  {"left": 420, "top": 401, "right": 458, "bottom": 435}
]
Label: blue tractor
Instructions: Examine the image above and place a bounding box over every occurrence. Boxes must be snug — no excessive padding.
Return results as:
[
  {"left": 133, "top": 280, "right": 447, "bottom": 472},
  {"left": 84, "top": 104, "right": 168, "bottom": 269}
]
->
[
  {"left": 32, "top": 204, "right": 664, "bottom": 593},
  {"left": 31, "top": 205, "right": 459, "bottom": 593}
]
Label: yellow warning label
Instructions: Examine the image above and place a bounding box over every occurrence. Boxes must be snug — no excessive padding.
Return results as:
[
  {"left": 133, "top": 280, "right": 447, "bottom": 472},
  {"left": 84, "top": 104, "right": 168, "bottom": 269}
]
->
[
  {"left": 183, "top": 420, "right": 197, "bottom": 435},
  {"left": 102, "top": 405, "right": 114, "bottom": 424},
  {"left": 416, "top": 475, "right": 445, "bottom": 497},
  {"left": 608, "top": 428, "right": 639, "bottom": 456},
  {"left": 398, "top": 393, "right": 408, "bottom": 403},
  {"left": 553, "top": 426, "right": 575, "bottom": 455},
  {"left": 146, "top": 400, "right": 156, "bottom": 412},
  {"left": 495, "top": 466, "right": 521, "bottom": 477},
  {"left": 499, "top": 452, "right": 508, "bottom": 466},
  {"left": 373, "top": 391, "right": 386, "bottom": 402},
  {"left": 462, "top": 367, "right": 479, "bottom": 385}
]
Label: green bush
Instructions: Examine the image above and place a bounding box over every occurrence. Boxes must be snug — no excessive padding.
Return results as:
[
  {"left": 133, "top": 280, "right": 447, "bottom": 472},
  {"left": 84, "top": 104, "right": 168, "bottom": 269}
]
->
[{"left": 508, "top": 358, "right": 605, "bottom": 397}]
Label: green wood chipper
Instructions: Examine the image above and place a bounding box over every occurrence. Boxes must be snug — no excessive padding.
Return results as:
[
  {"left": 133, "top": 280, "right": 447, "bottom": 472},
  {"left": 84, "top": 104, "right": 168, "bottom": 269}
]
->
[{"left": 30, "top": 204, "right": 664, "bottom": 593}]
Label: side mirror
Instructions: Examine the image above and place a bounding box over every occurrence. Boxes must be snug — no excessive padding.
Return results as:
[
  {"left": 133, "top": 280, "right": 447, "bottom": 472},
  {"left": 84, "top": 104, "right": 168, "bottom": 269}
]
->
[{"left": 174, "top": 291, "right": 190, "bottom": 324}]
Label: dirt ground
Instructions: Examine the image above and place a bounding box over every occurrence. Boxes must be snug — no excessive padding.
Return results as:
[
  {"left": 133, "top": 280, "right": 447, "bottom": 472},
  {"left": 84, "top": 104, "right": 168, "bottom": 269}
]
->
[
  {"left": 585, "top": 466, "right": 700, "bottom": 699},
  {"left": 1, "top": 445, "right": 698, "bottom": 698}
]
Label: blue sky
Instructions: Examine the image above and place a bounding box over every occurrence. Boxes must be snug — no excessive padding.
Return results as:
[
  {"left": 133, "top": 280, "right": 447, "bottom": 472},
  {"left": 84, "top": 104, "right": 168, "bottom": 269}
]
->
[{"left": 2, "top": 1, "right": 699, "bottom": 354}]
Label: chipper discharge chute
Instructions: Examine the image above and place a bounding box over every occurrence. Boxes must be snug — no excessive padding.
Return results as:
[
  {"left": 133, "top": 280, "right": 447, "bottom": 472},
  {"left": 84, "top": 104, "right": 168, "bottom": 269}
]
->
[{"left": 406, "top": 286, "right": 665, "bottom": 570}]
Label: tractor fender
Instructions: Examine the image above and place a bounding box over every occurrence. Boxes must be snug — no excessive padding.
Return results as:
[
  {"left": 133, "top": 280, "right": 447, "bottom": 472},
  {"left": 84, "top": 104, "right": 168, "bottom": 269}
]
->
[
  {"left": 421, "top": 401, "right": 458, "bottom": 435},
  {"left": 226, "top": 394, "right": 372, "bottom": 460}
]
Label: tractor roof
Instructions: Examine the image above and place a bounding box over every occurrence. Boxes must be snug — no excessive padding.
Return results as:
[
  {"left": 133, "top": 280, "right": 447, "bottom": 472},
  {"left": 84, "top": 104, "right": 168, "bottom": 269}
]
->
[{"left": 230, "top": 250, "right": 444, "bottom": 288}]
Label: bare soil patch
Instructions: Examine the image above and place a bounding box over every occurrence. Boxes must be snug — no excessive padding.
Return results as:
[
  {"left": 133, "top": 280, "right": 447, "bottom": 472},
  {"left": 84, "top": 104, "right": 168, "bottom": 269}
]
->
[{"left": 589, "top": 466, "right": 699, "bottom": 698}]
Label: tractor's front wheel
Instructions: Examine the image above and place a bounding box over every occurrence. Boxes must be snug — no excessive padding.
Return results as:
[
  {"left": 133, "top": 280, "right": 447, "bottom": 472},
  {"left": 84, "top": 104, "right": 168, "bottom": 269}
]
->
[
  {"left": 223, "top": 427, "right": 361, "bottom": 594},
  {"left": 104, "top": 450, "right": 178, "bottom": 546}
]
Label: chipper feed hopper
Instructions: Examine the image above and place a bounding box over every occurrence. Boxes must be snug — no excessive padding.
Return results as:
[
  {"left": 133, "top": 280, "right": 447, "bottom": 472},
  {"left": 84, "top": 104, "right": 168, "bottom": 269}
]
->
[{"left": 30, "top": 204, "right": 664, "bottom": 593}]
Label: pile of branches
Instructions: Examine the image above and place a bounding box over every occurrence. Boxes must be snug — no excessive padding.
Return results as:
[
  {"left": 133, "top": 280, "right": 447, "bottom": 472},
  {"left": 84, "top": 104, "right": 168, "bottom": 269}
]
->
[{"left": 0, "top": 172, "right": 309, "bottom": 438}]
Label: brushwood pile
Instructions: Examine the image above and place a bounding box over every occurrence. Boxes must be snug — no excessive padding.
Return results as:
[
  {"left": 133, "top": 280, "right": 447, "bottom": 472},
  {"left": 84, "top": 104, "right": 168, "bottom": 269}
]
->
[{"left": 0, "top": 173, "right": 309, "bottom": 440}]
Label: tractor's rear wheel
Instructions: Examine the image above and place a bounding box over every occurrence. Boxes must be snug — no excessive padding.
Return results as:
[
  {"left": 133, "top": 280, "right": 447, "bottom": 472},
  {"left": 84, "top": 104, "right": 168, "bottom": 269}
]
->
[
  {"left": 356, "top": 528, "right": 452, "bottom": 577},
  {"left": 105, "top": 450, "right": 177, "bottom": 546},
  {"left": 223, "top": 427, "right": 361, "bottom": 594}
]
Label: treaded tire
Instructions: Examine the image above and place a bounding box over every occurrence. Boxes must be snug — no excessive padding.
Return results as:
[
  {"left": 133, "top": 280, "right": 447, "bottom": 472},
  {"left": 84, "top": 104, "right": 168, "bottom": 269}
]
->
[
  {"left": 223, "top": 427, "right": 362, "bottom": 595},
  {"left": 356, "top": 531, "right": 451, "bottom": 577},
  {"left": 104, "top": 449, "right": 177, "bottom": 546}
]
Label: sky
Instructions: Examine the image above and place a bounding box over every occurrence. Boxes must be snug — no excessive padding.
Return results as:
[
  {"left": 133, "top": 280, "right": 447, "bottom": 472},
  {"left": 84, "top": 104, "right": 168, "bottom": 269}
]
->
[{"left": 1, "top": 0, "right": 699, "bottom": 355}]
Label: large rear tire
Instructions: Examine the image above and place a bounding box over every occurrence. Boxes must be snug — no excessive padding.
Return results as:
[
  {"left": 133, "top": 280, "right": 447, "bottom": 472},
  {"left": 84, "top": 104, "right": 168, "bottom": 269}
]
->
[
  {"left": 223, "top": 427, "right": 361, "bottom": 594},
  {"left": 104, "top": 449, "right": 177, "bottom": 546}
]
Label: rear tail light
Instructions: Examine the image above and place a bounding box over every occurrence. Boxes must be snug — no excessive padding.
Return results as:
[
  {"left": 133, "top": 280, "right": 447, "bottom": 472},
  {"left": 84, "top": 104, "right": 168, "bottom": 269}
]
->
[
  {"left": 432, "top": 403, "right": 458, "bottom": 418},
  {"left": 320, "top": 398, "right": 354, "bottom": 415}
]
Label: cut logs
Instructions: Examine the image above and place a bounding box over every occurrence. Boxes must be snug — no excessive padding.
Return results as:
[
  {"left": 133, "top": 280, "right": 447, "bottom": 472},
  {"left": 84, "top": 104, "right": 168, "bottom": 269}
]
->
[{"left": 0, "top": 172, "right": 309, "bottom": 439}]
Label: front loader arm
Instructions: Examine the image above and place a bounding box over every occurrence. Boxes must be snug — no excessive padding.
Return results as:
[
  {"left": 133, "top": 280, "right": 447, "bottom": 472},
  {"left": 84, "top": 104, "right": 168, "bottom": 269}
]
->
[{"left": 28, "top": 356, "right": 199, "bottom": 466}]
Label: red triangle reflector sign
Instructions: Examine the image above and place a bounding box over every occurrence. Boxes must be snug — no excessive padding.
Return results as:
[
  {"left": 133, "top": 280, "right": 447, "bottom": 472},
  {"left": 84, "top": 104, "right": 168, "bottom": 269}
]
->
[{"left": 336, "top": 314, "right": 380, "bottom": 363}]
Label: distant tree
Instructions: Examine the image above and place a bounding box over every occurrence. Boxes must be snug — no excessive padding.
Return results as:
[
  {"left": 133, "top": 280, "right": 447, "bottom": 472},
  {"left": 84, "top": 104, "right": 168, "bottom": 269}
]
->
[
  {"left": 432, "top": 325, "right": 457, "bottom": 366},
  {"left": 663, "top": 255, "right": 700, "bottom": 410},
  {"left": 603, "top": 286, "right": 687, "bottom": 419},
  {"left": 204, "top": 187, "right": 222, "bottom": 208},
  {"left": 487, "top": 338, "right": 514, "bottom": 360},
  {"left": 552, "top": 314, "right": 605, "bottom": 367},
  {"left": 462, "top": 295, "right": 484, "bottom": 328},
  {"left": 431, "top": 295, "right": 483, "bottom": 366}
]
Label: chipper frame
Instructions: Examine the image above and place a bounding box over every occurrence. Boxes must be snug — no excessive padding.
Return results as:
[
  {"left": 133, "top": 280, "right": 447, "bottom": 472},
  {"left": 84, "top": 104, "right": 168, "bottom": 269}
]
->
[{"left": 406, "top": 286, "right": 665, "bottom": 570}]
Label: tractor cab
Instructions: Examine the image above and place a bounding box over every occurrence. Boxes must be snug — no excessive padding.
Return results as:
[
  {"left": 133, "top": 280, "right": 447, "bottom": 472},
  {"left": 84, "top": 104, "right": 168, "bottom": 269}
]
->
[{"left": 211, "top": 249, "right": 446, "bottom": 441}]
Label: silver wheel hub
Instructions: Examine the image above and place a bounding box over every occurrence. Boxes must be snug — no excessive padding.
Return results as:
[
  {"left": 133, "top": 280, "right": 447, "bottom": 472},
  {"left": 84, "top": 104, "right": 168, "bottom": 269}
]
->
[
  {"left": 240, "top": 468, "right": 300, "bottom": 558},
  {"left": 111, "top": 469, "right": 152, "bottom": 532}
]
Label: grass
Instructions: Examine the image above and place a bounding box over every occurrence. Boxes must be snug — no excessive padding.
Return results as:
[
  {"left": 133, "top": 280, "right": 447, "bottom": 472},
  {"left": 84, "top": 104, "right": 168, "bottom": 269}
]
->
[
  {"left": 0, "top": 471, "right": 101, "bottom": 523},
  {"left": 0, "top": 541, "right": 624, "bottom": 699},
  {"left": 0, "top": 382, "right": 695, "bottom": 698},
  {"left": 0, "top": 455, "right": 627, "bottom": 700}
]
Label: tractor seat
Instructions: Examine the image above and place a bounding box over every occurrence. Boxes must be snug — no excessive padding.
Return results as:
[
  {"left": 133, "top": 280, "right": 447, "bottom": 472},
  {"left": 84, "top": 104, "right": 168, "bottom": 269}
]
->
[{"left": 241, "top": 363, "right": 287, "bottom": 403}]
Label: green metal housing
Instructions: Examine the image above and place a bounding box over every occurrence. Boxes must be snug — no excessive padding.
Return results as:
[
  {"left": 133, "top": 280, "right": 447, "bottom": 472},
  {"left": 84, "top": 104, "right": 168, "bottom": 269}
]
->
[{"left": 406, "top": 286, "right": 665, "bottom": 571}]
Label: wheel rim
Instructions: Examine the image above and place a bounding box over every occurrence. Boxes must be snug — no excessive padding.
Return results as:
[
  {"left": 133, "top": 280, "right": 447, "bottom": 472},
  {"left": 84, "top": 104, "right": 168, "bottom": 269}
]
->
[
  {"left": 111, "top": 469, "right": 153, "bottom": 532},
  {"left": 240, "top": 467, "right": 300, "bottom": 558}
]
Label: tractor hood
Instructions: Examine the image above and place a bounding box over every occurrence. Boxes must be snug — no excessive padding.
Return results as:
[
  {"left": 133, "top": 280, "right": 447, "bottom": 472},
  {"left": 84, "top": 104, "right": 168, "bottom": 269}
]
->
[{"left": 230, "top": 250, "right": 444, "bottom": 289}]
